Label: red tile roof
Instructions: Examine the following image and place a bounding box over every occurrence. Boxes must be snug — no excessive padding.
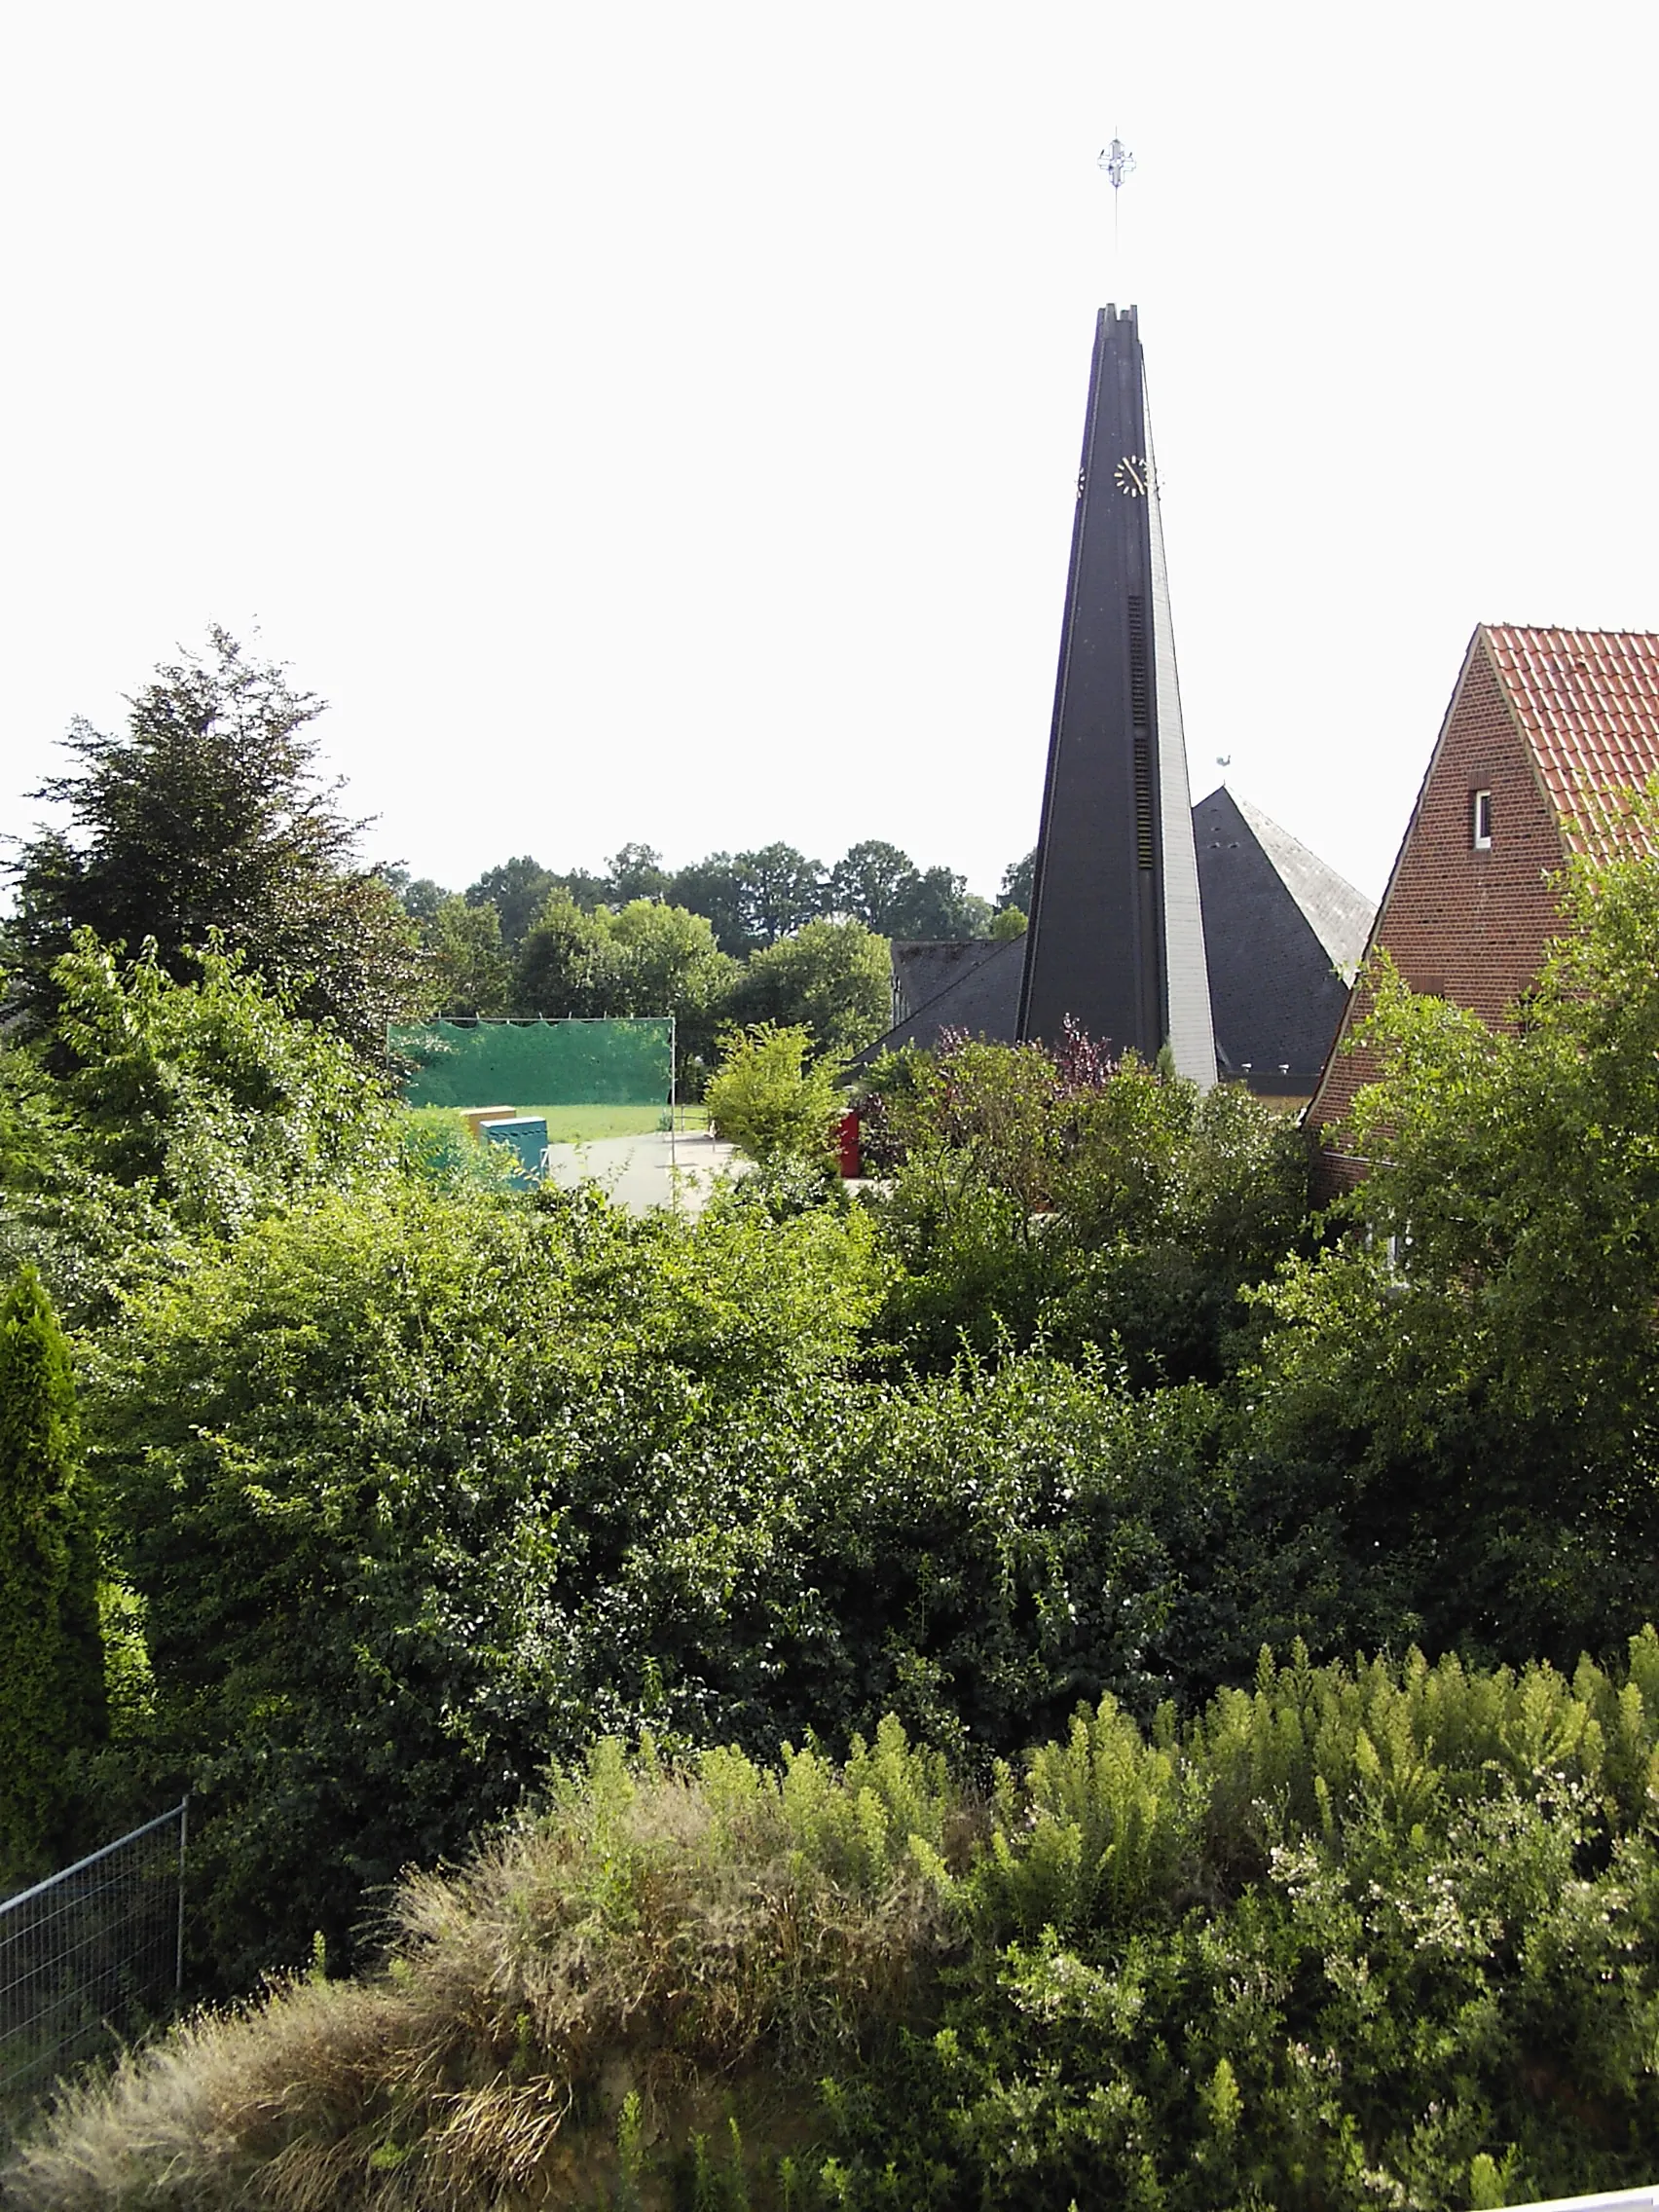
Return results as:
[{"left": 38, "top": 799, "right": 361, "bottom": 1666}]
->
[{"left": 1485, "top": 624, "right": 1659, "bottom": 855}]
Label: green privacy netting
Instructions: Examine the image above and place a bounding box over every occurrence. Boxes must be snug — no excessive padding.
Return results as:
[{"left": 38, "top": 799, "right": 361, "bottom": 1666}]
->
[{"left": 389, "top": 1019, "right": 674, "bottom": 1109}]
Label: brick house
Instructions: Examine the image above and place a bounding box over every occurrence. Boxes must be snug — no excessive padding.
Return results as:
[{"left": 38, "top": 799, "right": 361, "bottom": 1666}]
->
[{"left": 1308, "top": 623, "right": 1659, "bottom": 1181}]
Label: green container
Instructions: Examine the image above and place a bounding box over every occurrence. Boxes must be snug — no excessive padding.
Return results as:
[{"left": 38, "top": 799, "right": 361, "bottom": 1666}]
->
[{"left": 481, "top": 1116, "right": 548, "bottom": 1185}]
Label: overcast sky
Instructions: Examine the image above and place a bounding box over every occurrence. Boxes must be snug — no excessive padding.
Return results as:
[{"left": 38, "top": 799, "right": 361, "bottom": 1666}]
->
[{"left": 3, "top": 0, "right": 1655, "bottom": 905}]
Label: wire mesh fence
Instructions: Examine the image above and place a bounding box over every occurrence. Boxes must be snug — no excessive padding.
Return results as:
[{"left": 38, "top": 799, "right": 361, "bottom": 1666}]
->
[{"left": 0, "top": 1801, "right": 187, "bottom": 2120}]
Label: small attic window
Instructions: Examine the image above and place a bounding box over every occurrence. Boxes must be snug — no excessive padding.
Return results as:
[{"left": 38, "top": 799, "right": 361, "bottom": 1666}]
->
[{"left": 1472, "top": 790, "right": 1493, "bottom": 850}]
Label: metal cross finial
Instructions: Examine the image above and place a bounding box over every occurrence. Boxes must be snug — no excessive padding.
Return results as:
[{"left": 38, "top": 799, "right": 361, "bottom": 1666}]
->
[
  {"left": 1098, "top": 136, "right": 1135, "bottom": 192},
  {"left": 1099, "top": 134, "right": 1135, "bottom": 267}
]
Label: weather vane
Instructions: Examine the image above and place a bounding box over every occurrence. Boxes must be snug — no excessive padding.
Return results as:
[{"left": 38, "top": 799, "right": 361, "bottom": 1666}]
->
[{"left": 1098, "top": 133, "right": 1135, "bottom": 264}]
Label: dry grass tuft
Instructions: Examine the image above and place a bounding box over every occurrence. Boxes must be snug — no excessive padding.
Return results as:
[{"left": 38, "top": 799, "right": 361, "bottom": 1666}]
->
[{"left": 4, "top": 1724, "right": 973, "bottom": 2210}]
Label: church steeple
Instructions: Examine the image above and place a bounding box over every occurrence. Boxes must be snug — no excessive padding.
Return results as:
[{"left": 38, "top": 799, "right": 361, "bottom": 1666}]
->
[{"left": 1017, "top": 306, "right": 1215, "bottom": 1085}]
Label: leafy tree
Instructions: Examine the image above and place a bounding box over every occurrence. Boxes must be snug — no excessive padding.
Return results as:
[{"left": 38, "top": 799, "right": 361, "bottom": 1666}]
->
[
  {"left": 1236, "top": 834, "right": 1659, "bottom": 1670},
  {"left": 397, "top": 875, "right": 450, "bottom": 923},
  {"left": 829, "top": 840, "right": 921, "bottom": 930},
  {"left": 604, "top": 843, "right": 669, "bottom": 904},
  {"left": 666, "top": 845, "right": 827, "bottom": 952},
  {"left": 424, "top": 895, "right": 511, "bottom": 1016},
  {"left": 464, "top": 856, "right": 561, "bottom": 948},
  {"left": 0, "top": 1263, "right": 105, "bottom": 1883},
  {"left": 664, "top": 854, "right": 752, "bottom": 955},
  {"left": 604, "top": 900, "right": 738, "bottom": 1061},
  {"left": 728, "top": 917, "right": 892, "bottom": 1062},
  {"left": 511, "top": 891, "right": 620, "bottom": 1016},
  {"left": 990, "top": 904, "right": 1027, "bottom": 941},
  {"left": 824, "top": 843, "right": 992, "bottom": 940},
  {"left": 998, "top": 848, "right": 1036, "bottom": 913},
  {"left": 1340, "top": 873, "right": 1659, "bottom": 1454},
  {"left": 7, "top": 629, "right": 424, "bottom": 1062},
  {"left": 705, "top": 1025, "right": 841, "bottom": 1164},
  {"left": 887, "top": 864, "right": 992, "bottom": 940},
  {"left": 734, "top": 844, "right": 827, "bottom": 947},
  {"left": 509, "top": 895, "right": 735, "bottom": 1067},
  {"left": 551, "top": 866, "right": 614, "bottom": 911}
]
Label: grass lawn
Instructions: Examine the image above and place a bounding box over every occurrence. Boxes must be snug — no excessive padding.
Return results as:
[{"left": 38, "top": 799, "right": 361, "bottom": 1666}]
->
[{"left": 406, "top": 1103, "right": 709, "bottom": 1145}]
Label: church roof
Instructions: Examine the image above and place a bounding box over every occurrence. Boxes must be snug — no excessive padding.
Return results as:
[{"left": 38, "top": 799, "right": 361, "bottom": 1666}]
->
[
  {"left": 872, "top": 935, "right": 1024, "bottom": 1057},
  {"left": 856, "top": 793, "right": 1367, "bottom": 1092},
  {"left": 1486, "top": 624, "right": 1659, "bottom": 856},
  {"left": 1193, "top": 787, "right": 1375, "bottom": 1091},
  {"left": 1226, "top": 792, "right": 1375, "bottom": 978}
]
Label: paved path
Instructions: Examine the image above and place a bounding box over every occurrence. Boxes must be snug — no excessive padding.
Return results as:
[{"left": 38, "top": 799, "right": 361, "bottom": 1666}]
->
[{"left": 538, "top": 1127, "right": 748, "bottom": 1215}]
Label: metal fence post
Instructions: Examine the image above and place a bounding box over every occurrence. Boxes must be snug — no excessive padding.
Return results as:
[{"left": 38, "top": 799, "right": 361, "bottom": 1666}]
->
[{"left": 174, "top": 1795, "right": 189, "bottom": 1991}]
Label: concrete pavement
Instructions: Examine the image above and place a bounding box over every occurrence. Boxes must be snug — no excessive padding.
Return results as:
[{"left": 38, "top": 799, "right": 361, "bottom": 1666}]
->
[{"left": 538, "top": 1126, "right": 749, "bottom": 1215}]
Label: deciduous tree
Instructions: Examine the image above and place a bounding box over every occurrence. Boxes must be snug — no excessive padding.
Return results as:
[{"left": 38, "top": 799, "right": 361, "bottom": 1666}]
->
[
  {"left": 829, "top": 840, "right": 921, "bottom": 931},
  {"left": 729, "top": 917, "right": 891, "bottom": 1061},
  {"left": 887, "top": 865, "right": 991, "bottom": 940},
  {"left": 511, "top": 892, "right": 620, "bottom": 1016},
  {"left": 733, "top": 844, "right": 826, "bottom": 947},
  {"left": 424, "top": 896, "right": 512, "bottom": 1017},
  {"left": 510, "top": 894, "right": 735, "bottom": 1064},
  {"left": 998, "top": 848, "right": 1036, "bottom": 915},
  {"left": 603, "top": 843, "right": 670, "bottom": 904},
  {"left": 463, "top": 857, "right": 560, "bottom": 948}
]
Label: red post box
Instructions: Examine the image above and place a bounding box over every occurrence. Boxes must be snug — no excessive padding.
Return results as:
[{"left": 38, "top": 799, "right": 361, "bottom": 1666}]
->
[{"left": 836, "top": 1108, "right": 862, "bottom": 1180}]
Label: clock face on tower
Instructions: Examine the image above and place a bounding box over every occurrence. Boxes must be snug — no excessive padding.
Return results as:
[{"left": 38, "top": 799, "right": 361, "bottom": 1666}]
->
[{"left": 1113, "top": 455, "right": 1149, "bottom": 498}]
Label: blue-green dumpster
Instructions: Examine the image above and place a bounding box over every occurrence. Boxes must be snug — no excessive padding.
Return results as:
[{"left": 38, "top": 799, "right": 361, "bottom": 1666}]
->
[{"left": 481, "top": 1116, "right": 548, "bottom": 1185}]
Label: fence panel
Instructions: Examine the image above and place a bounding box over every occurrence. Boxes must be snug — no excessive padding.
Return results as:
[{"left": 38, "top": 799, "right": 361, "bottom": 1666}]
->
[
  {"left": 389, "top": 1016, "right": 674, "bottom": 1110},
  {"left": 0, "top": 1801, "right": 187, "bottom": 2113}
]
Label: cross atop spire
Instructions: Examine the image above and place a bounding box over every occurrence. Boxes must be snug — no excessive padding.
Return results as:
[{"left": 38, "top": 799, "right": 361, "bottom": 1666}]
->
[{"left": 1098, "top": 135, "right": 1135, "bottom": 192}]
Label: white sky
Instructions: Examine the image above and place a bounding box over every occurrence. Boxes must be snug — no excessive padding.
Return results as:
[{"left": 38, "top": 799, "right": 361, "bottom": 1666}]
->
[{"left": 3, "top": 0, "right": 1656, "bottom": 905}]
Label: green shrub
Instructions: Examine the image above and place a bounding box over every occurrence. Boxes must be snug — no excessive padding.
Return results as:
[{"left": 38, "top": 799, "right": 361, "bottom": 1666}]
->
[
  {"left": 88, "top": 1179, "right": 886, "bottom": 1980},
  {"left": 865, "top": 1036, "right": 1310, "bottom": 1381},
  {"left": 19, "top": 1642, "right": 1659, "bottom": 2208},
  {"left": 705, "top": 1026, "right": 839, "bottom": 1166},
  {"left": 50, "top": 931, "right": 397, "bottom": 1234},
  {"left": 0, "top": 1264, "right": 105, "bottom": 1886}
]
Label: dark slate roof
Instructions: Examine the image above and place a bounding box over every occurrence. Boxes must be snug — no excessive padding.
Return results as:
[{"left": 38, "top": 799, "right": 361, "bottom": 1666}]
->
[
  {"left": 891, "top": 940, "right": 1009, "bottom": 1026},
  {"left": 852, "top": 935, "right": 1024, "bottom": 1064},
  {"left": 856, "top": 792, "right": 1373, "bottom": 1091},
  {"left": 1226, "top": 793, "right": 1374, "bottom": 977},
  {"left": 1192, "top": 786, "right": 1376, "bottom": 1091}
]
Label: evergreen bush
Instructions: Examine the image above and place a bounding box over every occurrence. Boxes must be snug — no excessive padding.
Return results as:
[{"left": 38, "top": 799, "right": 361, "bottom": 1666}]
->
[{"left": 0, "top": 1263, "right": 105, "bottom": 1886}]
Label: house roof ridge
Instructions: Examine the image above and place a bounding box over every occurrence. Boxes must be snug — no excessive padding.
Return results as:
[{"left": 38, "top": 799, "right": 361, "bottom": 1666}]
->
[{"left": 1480, "top": 621, "right": 1659, "bottom": 858}]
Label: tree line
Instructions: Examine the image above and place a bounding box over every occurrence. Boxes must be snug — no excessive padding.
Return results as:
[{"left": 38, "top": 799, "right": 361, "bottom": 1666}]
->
[
  {"left": 395, "top": 842, "right": 1033, "bottom": 1059},
  {"left": 410, "top": 838, "right": 1032, "bottom": 960},
  {"left": 3, "top": 630, "right": 1031, "bottom": 1077}
]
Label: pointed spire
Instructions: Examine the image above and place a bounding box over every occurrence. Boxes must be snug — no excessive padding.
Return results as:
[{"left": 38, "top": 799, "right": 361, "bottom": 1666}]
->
[{"left": 1017, "top": 307, "right": 1216, "bottom": 1084}]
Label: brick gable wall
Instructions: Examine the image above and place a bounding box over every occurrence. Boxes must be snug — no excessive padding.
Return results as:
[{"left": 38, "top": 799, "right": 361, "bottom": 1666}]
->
[{"left": 1309, "top": 634, "right": 1567, "bottom": 1155}]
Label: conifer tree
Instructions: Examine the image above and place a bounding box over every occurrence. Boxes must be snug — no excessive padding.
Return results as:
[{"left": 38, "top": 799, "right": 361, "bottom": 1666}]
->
[{"left": 0, "top": 1263, "right": 105, "bottom": 1882}]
